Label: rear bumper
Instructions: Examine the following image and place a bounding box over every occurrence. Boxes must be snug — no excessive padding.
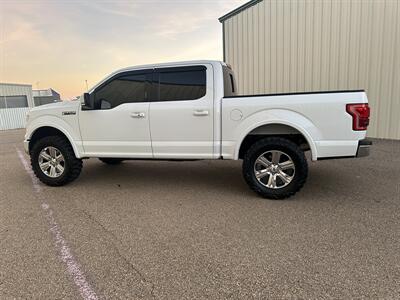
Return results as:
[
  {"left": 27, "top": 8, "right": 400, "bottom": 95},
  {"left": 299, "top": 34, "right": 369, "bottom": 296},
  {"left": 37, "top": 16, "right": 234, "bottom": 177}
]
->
[
  {"left": 356, "top": 139, "right": 372, "bottom": 158},
  {"left": 317, "top": 139, "right": 371, "bottom": 160}
]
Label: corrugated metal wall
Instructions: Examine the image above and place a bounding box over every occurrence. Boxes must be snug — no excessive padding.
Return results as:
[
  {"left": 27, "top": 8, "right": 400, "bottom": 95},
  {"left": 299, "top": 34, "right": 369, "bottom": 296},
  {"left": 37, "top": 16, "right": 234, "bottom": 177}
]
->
[
  {"left": 0, "top": 108, "right": 30, "bottom": 130},
  {"left": 222, "top": 0, "right": 400, "bottom": 140},
  {"left": 0, "top": 84, "right": 34, "bottom": 107},
  {"left": 0, "top": 84, "right": 33, "bottom": 130}
]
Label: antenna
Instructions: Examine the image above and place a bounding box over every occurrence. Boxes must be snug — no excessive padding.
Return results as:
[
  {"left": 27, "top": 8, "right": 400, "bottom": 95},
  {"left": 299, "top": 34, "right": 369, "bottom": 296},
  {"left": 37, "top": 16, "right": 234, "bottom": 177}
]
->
[
  {"left": 36, "top": 81, "right": 40, "bottom": 89},
  {"left": 85, "top": 80, "right": 89, "bottom": 92}
]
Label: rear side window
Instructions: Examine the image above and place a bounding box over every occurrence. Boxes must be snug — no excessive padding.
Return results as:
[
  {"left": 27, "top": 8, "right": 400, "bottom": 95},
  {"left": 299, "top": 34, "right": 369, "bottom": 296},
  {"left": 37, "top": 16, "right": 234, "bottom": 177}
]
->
[
  {"left": 155, "top": 66, "right": 206, "bottom": 101},
  {"left": 94, "top": 71, "right": 149, "bottom": 109},
  {"left": 223, "top": 66, "right": 237, "bottom": 97}
]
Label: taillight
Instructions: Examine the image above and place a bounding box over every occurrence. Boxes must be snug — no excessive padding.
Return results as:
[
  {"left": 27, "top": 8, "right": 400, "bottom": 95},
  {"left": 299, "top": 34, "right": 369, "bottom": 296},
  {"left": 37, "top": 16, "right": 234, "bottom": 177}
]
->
[{"left": 346, "top": 103, "right": 370, "bottom": 131}]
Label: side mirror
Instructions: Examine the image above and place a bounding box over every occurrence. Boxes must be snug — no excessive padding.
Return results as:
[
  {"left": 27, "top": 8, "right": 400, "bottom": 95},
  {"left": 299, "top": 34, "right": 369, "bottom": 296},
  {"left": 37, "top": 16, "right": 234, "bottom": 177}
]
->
[{"left": 82, "top": 93, "right": 94, "bottom": 110}]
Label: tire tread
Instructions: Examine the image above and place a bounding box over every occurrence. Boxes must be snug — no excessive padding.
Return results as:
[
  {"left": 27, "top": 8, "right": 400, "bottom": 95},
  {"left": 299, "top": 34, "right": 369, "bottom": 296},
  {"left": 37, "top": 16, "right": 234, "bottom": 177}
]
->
[
  {"left": 31, "top": 135, "right": 82, "bottom": 186},
  {"left": 242, "top": 137, "right": 308, "bottom": 200}
]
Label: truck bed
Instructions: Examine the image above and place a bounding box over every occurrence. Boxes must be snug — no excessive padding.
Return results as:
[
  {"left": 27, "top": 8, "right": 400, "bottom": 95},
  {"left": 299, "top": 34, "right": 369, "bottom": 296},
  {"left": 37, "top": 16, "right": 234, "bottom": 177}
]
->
[
  {"left": 221, "top": 90, "right": 368, "bottom": 160},
  {"left": 223, "top": 89, "right": 365, "bottom": 99}
]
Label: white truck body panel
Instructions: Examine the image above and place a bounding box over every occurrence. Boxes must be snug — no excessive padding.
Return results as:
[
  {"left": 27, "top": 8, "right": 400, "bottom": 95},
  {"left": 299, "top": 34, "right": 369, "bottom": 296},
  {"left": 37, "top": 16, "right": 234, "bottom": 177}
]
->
[
  {"left": 24, "top": 60, "right": 369, "bottom": 162},
  {"left": 24, "top": 101, "right": 84, "bottom": 158},
  {"left": 79, "top": 102, "right": 152, "bottom": 158},
  {"left": 221, "top": 92, "right": 367, "bottom": 160},
  {"left": 149, "top": 63, "right": 215, "bottom": 159}
]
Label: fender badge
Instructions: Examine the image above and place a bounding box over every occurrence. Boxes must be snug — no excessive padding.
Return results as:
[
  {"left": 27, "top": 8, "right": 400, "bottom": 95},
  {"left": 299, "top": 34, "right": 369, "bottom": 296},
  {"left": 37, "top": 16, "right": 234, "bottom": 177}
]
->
[{"left": 62, "top": 111, "right": 76, "bottom": 115}]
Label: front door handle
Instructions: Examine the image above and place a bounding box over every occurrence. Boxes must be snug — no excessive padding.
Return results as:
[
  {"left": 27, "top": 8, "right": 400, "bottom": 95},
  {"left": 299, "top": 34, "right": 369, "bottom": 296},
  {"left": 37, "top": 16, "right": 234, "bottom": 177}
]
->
[
  {"left": 193, "top": 110, "right": 209, "bottom": 116},
  {"left": 131, "top": 112, "right": 146, "bottom": 118}
]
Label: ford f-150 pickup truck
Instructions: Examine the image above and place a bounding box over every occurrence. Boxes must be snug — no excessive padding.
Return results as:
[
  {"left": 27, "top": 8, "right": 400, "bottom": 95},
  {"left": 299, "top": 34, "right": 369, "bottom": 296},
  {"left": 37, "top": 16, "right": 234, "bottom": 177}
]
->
[{"left": 24, "top": 60, "right": 371, "bottom": 199}]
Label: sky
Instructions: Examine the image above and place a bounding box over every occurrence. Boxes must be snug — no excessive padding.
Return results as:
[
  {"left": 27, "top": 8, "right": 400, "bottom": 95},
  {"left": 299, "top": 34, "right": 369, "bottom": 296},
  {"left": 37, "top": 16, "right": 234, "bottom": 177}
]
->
[{"left": 0, "top": 0, "right": 246, "bottom": 99}]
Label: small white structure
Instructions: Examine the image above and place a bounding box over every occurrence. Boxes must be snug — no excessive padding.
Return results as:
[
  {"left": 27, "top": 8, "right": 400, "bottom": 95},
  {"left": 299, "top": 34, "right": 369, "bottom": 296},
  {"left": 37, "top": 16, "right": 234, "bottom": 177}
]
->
[
  {"left": 0, "top": 83, "right": 62, "bottom": 130},
  {"left": 0, "top": 83, "right": 33, "bottom": 130},
  {"left": 33, "top": 88, "right": 61, "bottom": 106}
]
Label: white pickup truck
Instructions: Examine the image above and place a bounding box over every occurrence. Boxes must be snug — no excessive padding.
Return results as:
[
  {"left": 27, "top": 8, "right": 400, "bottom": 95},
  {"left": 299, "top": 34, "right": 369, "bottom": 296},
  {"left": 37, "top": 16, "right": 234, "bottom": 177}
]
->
[{"left": 24, "top": 60, "right": 371, "bottom": 199}]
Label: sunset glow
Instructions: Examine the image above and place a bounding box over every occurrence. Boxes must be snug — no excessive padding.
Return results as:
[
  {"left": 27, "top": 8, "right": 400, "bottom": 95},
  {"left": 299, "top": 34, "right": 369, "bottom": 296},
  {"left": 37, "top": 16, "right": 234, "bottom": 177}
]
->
[{"left": 0, "top": 0, "right": 246, "bottom": 99}]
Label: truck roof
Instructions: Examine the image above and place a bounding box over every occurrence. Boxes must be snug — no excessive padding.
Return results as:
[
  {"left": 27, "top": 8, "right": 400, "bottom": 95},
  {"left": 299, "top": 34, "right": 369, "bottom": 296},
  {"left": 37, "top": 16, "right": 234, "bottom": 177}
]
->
[
  {"left": 115, "top": 60, "right": 225, "bottom": 73},
  {"left": 89, "top": 60, "right": 226, "bottom": 93}
]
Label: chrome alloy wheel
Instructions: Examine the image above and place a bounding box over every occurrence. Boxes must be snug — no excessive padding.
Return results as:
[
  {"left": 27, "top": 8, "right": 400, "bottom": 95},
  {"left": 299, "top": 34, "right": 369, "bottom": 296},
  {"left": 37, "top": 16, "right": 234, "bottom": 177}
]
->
[
  {"left": 254, "top": 150, "right": 295, "bottom": 189},
  {"left": 38, "top": 146, "right": 65, "bottom": 178}
]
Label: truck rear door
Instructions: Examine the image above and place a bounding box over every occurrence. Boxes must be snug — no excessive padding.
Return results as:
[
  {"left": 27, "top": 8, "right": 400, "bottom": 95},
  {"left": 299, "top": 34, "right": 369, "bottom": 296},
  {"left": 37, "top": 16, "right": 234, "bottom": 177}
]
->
[{"left": 149, "top": 64, "right": 214, "bottom": 159}]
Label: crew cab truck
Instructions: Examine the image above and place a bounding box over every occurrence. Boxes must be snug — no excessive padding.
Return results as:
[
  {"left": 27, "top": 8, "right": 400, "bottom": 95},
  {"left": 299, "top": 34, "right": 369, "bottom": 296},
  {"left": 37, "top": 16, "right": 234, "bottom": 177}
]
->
[{"left": 24, "top": 60, "right": 371, "bottom": 199}]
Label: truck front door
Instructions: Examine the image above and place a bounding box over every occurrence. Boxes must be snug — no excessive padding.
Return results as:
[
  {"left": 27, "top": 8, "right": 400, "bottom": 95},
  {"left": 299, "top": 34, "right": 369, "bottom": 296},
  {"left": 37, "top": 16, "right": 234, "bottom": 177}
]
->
[{"left": 79, "top": 69, "right": 153, "bottom": 158}]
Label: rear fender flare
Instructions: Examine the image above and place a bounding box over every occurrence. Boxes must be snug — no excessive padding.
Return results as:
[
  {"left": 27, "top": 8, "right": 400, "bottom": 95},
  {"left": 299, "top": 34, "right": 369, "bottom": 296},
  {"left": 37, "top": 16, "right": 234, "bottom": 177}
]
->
[{"left": 234, "top": 109, "right": 320, "bottom": 160}]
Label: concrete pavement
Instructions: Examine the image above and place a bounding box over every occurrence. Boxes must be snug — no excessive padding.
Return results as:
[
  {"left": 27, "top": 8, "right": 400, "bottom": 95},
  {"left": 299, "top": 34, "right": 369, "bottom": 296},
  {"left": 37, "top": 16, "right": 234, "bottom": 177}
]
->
[{"left": 1, "top": 129, "right": 399, "bottom": 299}]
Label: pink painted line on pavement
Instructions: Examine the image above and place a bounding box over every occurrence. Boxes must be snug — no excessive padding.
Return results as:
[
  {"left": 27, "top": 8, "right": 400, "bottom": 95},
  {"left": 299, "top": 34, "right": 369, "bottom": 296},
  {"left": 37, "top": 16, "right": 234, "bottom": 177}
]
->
[
  {"left": 16, "top": 149, "right": 42, "bottom": 193},
  {"left": 16, "top": 149, "right": 98, "bottom": 300}
]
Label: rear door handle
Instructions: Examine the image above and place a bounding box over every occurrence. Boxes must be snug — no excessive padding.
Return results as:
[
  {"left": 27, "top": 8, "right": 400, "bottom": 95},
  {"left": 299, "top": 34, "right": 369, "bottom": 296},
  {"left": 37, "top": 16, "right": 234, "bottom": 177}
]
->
[
  {"left": 193, "top": 110, "right": 209, "bottom": 116},
  {"left": 131, "top": 112, "right": 145, "bottom": 118}
]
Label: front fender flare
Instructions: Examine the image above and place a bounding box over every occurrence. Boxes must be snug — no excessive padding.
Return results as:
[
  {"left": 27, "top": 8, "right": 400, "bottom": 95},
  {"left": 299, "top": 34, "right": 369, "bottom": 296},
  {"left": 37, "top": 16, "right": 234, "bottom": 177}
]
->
[{"left": 26, "top": 116, "right": 83, "bottom": 158}]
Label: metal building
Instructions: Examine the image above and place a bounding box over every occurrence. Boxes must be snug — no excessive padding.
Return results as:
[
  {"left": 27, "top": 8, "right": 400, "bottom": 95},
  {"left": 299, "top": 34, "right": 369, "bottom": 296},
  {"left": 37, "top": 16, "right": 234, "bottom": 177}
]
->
[
  {"left": 0, "top": 83, "right": 33, "bottom": 130},
  {"left": 33, "top": 88, "right": 61, "bottom": 106},
  {"left": 0, "top": 84, "right": 62, "bottom": 130},
  {"left": 220, "top": 0, "right": 400, "bottom": 140}
]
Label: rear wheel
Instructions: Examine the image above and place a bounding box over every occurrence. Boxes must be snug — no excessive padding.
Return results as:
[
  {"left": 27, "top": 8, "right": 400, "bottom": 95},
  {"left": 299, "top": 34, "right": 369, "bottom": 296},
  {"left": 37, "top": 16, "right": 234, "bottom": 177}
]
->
[
  {"left": 242, "top": 137, "right": 308, "bottom": 199},
  {"left": 98, "top": 158, "right": 124, "bottom": 165},
  {"left": 31, "top": 136, "right": 82, "bottom": 186}
]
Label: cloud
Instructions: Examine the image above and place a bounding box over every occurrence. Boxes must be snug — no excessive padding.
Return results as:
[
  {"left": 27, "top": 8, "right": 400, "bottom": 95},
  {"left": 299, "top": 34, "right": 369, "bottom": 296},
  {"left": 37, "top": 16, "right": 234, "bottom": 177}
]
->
[
  {"left": 0, "top": 0, "right": 248, "bottom": 98},
  {"left": 81, "top": 1, "right": 141, "bottom": 18}
]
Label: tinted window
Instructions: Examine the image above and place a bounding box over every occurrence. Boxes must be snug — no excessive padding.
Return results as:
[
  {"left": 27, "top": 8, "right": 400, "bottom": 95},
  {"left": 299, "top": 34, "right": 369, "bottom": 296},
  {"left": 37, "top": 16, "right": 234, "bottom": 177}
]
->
[
  {"left": 0, "top": 96, "right": 28, "bottom": 108},
  {"left": 34, "top": 97, "right": 59, "bottom": 106},
  {"left": 223, "top": 66, "right": 237, "bottom": 97},
  {"left": 0, "top": 97, "right": 5, "bottom": 109},
  {"left": 94, "top": 72, "right": 148, "bottom": 109},
  {"left": 157, "top": 67, "right": 206, "bottom": 101}
]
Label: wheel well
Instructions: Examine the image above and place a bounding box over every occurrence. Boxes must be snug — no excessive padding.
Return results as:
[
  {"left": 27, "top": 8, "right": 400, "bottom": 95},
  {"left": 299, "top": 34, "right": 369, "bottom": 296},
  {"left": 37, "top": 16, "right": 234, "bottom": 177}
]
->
[
  {"left": 29, "top": 127, "right": 70, "bottom": 154},
  {"left": 238, "top": 124, "right": 310, "bottom": 159}
]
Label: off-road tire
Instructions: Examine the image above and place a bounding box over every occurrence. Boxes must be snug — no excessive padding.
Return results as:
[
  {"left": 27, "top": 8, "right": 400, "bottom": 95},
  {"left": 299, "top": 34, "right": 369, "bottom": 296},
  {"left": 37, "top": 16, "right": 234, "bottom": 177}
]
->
[
  {"left": 98, "top": 158, "right": 124, "bottom": 165},
  {"left": 242, "top": 137, "right": 308, "bottom": 200},
  {"left": 31, "top": 136, "right": 83, "bottom": 186}
]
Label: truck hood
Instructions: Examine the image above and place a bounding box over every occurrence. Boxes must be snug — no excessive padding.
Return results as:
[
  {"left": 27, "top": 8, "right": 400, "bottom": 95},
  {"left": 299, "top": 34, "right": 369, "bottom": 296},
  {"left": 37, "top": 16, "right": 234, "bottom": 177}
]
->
[
  {"left": 24, "top": 100, "right": 82, "bottom": 147},
  {"left": 29, "top": 100, "right": 80, "bottom": 113},
  {"left": 27, "top": 100, "right": 81, "bottom": 124}
]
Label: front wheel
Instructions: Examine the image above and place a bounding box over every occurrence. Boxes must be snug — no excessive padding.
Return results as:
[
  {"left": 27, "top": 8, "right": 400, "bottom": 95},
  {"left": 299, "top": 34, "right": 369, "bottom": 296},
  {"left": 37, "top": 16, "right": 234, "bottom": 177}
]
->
[
  {"left": 242, "top": 137, "right": 308, "bottom": 200},
  {"left": 31, "top": 136, "right": 83, "bottom": 186}
]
